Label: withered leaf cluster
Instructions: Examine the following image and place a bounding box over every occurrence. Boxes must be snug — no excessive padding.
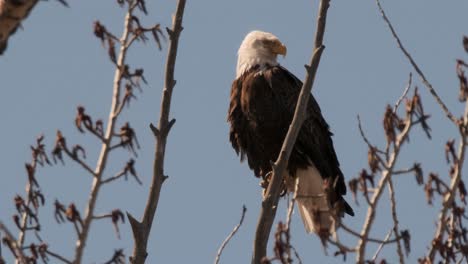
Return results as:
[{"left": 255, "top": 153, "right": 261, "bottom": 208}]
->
[
  {"left": 424, "top": 173, "right": 449, "bottom": 205},
  {"left": 51, "top": 131, "right": 66, "bottom": 164},
  {"left": 54, "top": 199, "right": 84, "bottom": 237},
  {"left": 75, "top": 106, "right": 105, "bottom": 141},
  {"left": 406, "top": 88, "right": 431, "bottom": 139},
  {"left": 383, "top": 104, "right": 404, "bottom": 145},
  {"left": 123, "top": 159, "right": 142, "bottom": 184},
  {"left": 104, "top": 249, "right": 125, "bottom": 264},
  {"left": 13, "top": 195, "right": 39, "bottom": 232},
  {"left": 368, "top": 147, "right": 381, "bottom": 174},
  {"left": 419, "top": 38, "right": 468, "bottom": 263},
  {"left": 426, "top": 217, "right": 468, "bottom": 264},
  {"left": 31, "top": 135, "right": 50, "bottom": 166},
  {"left": 106, "top": 209, "right": 126, "bottom": 239},
  {"left": 3, "top": 136, "right": 68, "bottom": 261},
  {"left": 121, "top": 66, "right": 148, "bottom": 89},
  {"left": 9, "top": 135, "right": 52, "bottom": 235},
  {"left": 348, "top": 169, "right": 376, "bottom": 206},
  {"left": 66, "top": 203, "right": 83, "bottom": 228},
  {"left": 261, "top": 222, "right": 297, "bottom": 264},
  {"left": 401, "top": 229, "right": 411, "bottom": 256},
  {"left": 129, "top": 16, "right": 164, "bottom": 50},
  {"left": 94, "top": 21, "right": 120, "bottom": 64},
  {"left": 54, "top": 199, "right": 66, "bottom": 224},
  {"left": 457, "top": 38, "right": 468, "bottom": 101},
  {"left": 113, "top": 122, "right": 140, "bottom": 155},
  {"left": 413, "top": 163, "right": 424, "bottom": 186},
  {"left": 383, "top": 87, "right": 431, "bottom": 147},
  {"left": 94, "top": 2, "right": 164, "bottom": 65},
  {"left": 457, "top": 60, "right": 468, "bottom": 102},
  {"left": 25, "top": 243, "right": 50, "bottom": 264}
]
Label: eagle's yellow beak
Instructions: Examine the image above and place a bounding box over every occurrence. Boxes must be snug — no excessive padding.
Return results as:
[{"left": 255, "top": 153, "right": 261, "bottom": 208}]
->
[{"left": 271, "top": 41, "right": 287, "bottom": 57}]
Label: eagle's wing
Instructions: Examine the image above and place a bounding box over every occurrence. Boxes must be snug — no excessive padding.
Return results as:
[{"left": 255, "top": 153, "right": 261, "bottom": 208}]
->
[{"left": 264, "top": 66, "right": 350, "bottom": 209}]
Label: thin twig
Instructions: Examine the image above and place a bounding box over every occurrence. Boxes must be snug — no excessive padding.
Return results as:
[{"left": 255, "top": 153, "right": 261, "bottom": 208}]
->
[
  {"left": 214, "top": 205, "right": 247, "bottom": 264},
  {"left": 127, "top": 1, "right": 186, "bottom": 263},
  {"left": 387, "top": 178, "right": 404, "bottom": 263},
  {"left": 327, "top": 238, "right": 356, "bottom": 253},
  {"left": 375, "top": 0, "right": 457, "bottom": 124},
  {"left": 392, "top": 168, "right": 416, "bottom": 175},
  {"left": 46, "top": 249, "right": 73, "bottom": 264},
  {"left": 286, "top": 178, "right": 299, "bottom": 231},
  {"left": 339, "top": 222, "right": 399, "bottom": 245},
  {"left": 390, "top": 74, "right": 408, "bottom": 264},
  {"left": 291, "top": 246, "right": 303, "bottom": 264},
  {"left": 101, "top": 170, "right": 126, "bottom": 184},
  {"left": 394, "top": 73, "right": 412, "bottom": 113},
  {"left": 284, "top": 178, "right": 299, "bottom": 263},
  {"left": 251, "top": 1, "right": 330, "bottom": 263},
  {"left": 371, "top": 229, "right": 393, "bottom": 262},
  {"left": 16, "top": 157, "right": 39, "bottom": 263},
  {"left": 113, "top": 99, "right": 127, "bottom": 119},
  {"left": 62, "top": 146, "right": 96, "bottom": 177},
  {"left": 357, "top": 116, "right": 387, "bottom": 165}
]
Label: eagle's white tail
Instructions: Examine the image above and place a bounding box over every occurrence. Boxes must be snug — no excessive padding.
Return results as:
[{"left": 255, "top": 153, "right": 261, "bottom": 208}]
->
[{"left": 287, "top": 166, "right": 336, "bottom": 237}]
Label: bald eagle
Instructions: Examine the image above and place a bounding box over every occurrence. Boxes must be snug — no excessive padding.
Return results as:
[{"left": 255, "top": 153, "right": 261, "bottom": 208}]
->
[{"left": 228, "top": 31, "right": 354, "bottom": 237}]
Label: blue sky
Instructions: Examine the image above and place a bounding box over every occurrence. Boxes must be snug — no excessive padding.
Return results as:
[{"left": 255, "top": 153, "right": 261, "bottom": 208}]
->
[{"left": 1, "top": 0, "right": 467, "bottom": 263}]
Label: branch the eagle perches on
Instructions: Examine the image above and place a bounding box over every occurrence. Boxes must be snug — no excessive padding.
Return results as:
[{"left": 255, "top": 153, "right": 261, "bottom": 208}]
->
[{"left": 251, "top": 0, "right": 330, "bottom": 263}]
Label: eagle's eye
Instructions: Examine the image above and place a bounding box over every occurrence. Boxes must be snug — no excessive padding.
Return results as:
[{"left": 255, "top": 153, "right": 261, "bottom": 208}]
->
[{"left": 262, "top": 39, "right": 273, "bottom": 46}]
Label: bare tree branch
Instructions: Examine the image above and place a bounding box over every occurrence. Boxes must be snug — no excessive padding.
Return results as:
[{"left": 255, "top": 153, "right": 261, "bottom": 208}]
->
[
  {"left": 285, "top": 178, "right": 299, "bottom": 231},
  {"left": 251, "top": 0, "right": 330, "bottom": 263},
  {"left": 0, "top": 221, "right": 27, "bottom": 264},
  {"left": 0, "top": 0, "right": 69, "bottom": 55},
  {"left": 339, "top": 222, "right": 401, "bottom": 245},
  {"left": 15, "top": 151, "right": 40, "bottom": 261},
  {"left": 0, "top": 0, "right": 39, "bottom": 55},
  {"left": 394, "top": 73, "right": 412, "bottom": 113},
  {"left": 127, "top": 0, "right": 186, "bottom": 263},
  {"left": 72, "top": 2, "right": 137, "bottom": 262},
  {"left": 46, "top": 249, "right": 72, "bottom": 264},
  {"left": 371, "top": 229, "right": 393, "bottom": 262},
  {"left": 387, "top": 178, "right": 404, "bottom": 263},
  {"left": 373, "top": 1, "right": 468, "bottom": 262},
  {"left": 214, "top": 205, "right": 247, "bottom": 264},
  {"left": 374, "top": 0, "right": 457, "bottom": 124},
  {"left": 327, "top": 237, "right": 356, "bottom": 253},
  {"left": 283, "top": 178, "right": 300, "bottom": 264},
  {"left": 356, "top": 101, "right": 414, "bottom": 262},
  {"left": 426, "top": 94, "right": 468, "bottom": 261}
]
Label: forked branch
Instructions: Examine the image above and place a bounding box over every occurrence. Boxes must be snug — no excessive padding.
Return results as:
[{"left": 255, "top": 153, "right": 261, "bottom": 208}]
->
[{"left": 127, "top": 0, "right": 186, "bottom": 263}]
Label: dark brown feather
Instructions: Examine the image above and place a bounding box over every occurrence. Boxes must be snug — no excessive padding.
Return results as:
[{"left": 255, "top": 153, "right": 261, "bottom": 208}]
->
[{"left": 228, "top": 65, "right": 353, "bottom": 216}]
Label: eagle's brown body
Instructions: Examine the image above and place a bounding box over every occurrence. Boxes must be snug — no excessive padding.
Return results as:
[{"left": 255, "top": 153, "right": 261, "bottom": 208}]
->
[{"left": 228, "top": 63, "right": 353, "bottom": 235}]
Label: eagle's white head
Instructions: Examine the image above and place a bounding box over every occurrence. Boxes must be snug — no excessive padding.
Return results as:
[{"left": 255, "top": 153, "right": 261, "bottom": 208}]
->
[{"left": 236, "top": 30, "right": 287, "bottom": 78}]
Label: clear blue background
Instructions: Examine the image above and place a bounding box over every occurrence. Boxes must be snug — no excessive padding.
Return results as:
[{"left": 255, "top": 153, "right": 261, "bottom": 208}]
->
[{"left": 1, "top": 0, "right": 467, "bottom": 263}]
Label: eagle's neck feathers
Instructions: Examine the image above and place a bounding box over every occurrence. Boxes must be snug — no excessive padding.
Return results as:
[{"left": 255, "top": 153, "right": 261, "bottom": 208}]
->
[{"left": 236, "top": 50, "right": 278, "bottom": 78}]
